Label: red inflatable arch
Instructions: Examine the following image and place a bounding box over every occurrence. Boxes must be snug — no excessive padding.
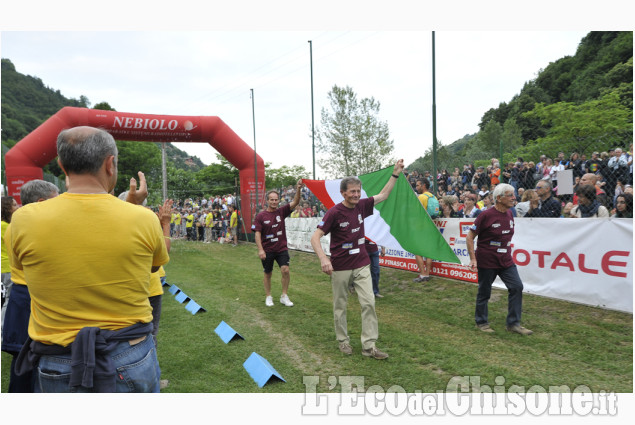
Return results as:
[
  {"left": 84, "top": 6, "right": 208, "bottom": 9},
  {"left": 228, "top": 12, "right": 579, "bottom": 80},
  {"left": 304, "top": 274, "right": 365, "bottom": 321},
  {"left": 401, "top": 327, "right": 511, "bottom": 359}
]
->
[{"left": 4, "top": 106, "right": 265, "bottom": 232}]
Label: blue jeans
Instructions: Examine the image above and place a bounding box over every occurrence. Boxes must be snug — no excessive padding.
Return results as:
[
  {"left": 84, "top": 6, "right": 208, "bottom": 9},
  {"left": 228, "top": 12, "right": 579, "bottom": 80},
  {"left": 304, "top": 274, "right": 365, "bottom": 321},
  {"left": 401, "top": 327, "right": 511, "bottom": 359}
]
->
[
  {"left": 475, "top": 265, "right": 524, "bottom": 327},
  {"left": 368, "top": 250, "right": 380, "bottom": 295},
  {"left": 36, "top": 333, "right": 160, "bottom": 393}
]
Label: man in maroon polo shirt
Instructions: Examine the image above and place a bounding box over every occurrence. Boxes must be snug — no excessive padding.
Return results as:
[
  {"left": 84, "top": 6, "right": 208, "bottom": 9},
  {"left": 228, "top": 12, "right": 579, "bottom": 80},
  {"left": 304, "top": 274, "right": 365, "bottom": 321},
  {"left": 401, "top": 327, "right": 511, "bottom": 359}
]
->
[
  {"left": 466, "top": 183, "right": 533, "bottom": 336},
  {"left": 310, "top": 159, "right": 404, "bottom": 360},
  {"left": 253, "top": 180, "right": 303, "bottom": 307}
]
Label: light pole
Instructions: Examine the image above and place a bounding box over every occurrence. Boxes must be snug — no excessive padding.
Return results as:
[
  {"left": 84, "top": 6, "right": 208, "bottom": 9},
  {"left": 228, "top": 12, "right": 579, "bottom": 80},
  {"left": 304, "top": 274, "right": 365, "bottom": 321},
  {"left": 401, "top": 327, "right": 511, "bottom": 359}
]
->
[
  {"left": 309, "top": 40, "right": 316, "bottom": 179},
  {"left": 431, "top": 31, "right": 438, "bottom": 194}
]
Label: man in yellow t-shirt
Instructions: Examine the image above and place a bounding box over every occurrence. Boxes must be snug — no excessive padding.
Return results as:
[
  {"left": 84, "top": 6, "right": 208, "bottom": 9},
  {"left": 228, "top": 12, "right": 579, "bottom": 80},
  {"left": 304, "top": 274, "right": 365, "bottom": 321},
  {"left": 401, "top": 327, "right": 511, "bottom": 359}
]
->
[
  {"left": 10, "top": 126, "right": 169, "bottom": 393},
  {"left": 204, "top": 207, "right": 214, "bottom": 242},
  {"left": 173, "top": 208, "right": 182, "bottom": 238},
  {"left": 229, "top": 205, "right": 238, "bottom": 246},
  {"left": 413, "top": 178, "right": 434, "bottom": 283},
  {"left": 185, "top": 209, "right": 195, "bottom": 240},
  {"left": 2, "top": 180, "right": 58, "bottom": 393}
]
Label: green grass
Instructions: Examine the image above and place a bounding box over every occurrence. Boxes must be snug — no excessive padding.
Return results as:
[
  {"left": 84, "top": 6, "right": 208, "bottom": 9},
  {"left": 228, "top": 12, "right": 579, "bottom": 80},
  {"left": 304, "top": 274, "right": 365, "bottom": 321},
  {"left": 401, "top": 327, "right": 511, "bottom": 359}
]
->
[{"left": 2, "top": 239, "right": 632, "bottom": 393}]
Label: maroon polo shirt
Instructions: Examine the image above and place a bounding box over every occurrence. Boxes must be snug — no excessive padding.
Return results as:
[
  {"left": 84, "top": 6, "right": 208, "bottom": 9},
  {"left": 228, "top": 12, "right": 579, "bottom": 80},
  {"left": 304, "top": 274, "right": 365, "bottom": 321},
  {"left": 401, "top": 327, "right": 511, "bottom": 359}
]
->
[
  {"left": 318, "top": 197, "right": 375, "bottom": 271},
  {"left": 254, "top": 203, "right": 292, "bottom": 253}
]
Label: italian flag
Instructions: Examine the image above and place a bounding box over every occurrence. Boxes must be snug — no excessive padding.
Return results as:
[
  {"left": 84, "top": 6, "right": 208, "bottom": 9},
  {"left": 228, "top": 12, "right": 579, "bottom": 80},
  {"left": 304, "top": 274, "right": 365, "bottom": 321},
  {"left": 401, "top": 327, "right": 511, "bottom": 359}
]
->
[{"left": 303, "top": 167, "right": 460, "bottom": 264}]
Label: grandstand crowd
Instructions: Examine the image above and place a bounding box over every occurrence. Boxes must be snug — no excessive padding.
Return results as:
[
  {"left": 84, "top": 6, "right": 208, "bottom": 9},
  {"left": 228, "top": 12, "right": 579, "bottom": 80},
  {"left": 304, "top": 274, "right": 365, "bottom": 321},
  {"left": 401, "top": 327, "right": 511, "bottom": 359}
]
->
[{"left": 169, "top": 146, "right": 634, "bottom": 244}]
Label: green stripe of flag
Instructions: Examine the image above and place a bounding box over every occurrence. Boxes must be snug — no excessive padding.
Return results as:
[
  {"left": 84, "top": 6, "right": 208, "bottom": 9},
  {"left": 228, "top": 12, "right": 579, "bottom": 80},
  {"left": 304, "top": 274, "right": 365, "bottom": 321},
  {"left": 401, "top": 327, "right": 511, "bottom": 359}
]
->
[{"left": 360, "top": 167, "right": 460, "bottom": 264}]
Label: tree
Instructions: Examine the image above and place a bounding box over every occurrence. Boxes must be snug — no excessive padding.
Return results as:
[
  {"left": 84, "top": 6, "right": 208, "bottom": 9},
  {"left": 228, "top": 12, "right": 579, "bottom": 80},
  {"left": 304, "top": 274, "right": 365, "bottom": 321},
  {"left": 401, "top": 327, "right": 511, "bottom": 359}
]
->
[
  {"left": 265, "top": 164, "right": 310, "bottom": 190},
  {"left": 516, "top": 84, "right": 633, "bottom": 159},
  {"left": 316, "top": 85, "right": 395, "bottom": 177}
]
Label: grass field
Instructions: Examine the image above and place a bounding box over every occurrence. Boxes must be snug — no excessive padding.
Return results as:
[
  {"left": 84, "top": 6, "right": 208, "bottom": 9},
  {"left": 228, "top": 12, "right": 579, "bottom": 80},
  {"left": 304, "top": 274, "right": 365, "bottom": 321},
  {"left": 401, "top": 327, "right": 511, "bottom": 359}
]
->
[{"left": 1, "top": 239, "right": 633, "bottom": 394}]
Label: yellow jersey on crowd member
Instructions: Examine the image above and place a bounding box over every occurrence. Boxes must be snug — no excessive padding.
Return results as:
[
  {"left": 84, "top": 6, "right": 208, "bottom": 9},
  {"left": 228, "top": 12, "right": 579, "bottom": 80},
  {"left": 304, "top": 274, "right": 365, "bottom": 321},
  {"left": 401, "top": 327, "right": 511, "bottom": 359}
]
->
[
  {"left": 230, "top": 210, "right": 238, "bottom": 228},
  {"left": 3, "top": 224, "right": 25, "bottom": 286},
  {"left": 9, "top": 193, "right": 169, "bottom": 347},
  {"left": 1, "top": 220, "right": 10, "bottom": 274},
  {"left": 149, "top": 265, "right": 166, "bottom": 298}
]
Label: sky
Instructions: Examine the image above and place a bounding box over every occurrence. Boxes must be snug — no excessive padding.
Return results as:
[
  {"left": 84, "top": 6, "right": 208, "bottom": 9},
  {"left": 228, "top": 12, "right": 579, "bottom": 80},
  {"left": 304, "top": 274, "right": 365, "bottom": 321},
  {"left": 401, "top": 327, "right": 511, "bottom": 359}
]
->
[{"left": 0, "top": 2, "right": 617, "bottom": 179}]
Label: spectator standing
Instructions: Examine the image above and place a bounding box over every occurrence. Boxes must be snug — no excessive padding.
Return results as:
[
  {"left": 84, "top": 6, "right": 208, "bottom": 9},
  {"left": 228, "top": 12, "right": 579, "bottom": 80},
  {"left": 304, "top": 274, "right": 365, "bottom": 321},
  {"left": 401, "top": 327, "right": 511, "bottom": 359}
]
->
[
  {"left": 573, "top": 173, "right": 609, "bottom": 208},
  {"left": 185, "top": 209, "right": 195, "bottom": 240},
  {"left": 1, "top": 196, "right": 18, "bottom": 324},
  {"left": 567, "top": 152, "right": 583, "bottom": 180},
  {"left": 10, "top": 126, "right": 169, "bottom": 393},
  {"left": 515, "top": 189, "right": 538, "bottom": 218},
  {"left": 466, "top": 183, "right": 533, "bottom": 335},
  {"left": 229, "top": 205, "right": 238, "bottom": 246},
  {"left": 613, "top": 193, "right": 633, "bottom": 218},
  {"left": 365, "top": 239, "right": 385, "bottom": 298},
  {"left": 463, "top": 193, "right": 481, "bottom": 218},
  {"left": 440, "top": 195, "right": 463, "bottom": 218},
  {"left": 525, "top": 180, "right": 561, "bottom": 218},
  {"left": 413, "top": 178, "right": 437, "bottom": 283},
  {"left": 569, "top": 185, "right": 610, "bottom": 218},
  {"left": 2, "top": 180, "right": 59, "bottom": 392}
]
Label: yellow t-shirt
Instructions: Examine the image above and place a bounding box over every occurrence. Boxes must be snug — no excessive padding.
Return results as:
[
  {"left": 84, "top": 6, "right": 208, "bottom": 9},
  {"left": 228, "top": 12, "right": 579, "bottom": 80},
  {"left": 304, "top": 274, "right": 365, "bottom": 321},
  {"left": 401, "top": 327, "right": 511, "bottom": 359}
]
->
[
  {"left": 205, "top": 213, "right": 213, "bottom": 227},
  {"left": 1, "top": 220, "right": 10, "bottom": 274},
  {"left": 149, "top": 265, "right": 165, "bottom": 297},
  {"left": 230, "top": 211, "right": 238, "bottom": 228},
  {"left": 3, "top": 224, "right": 25, "bottom": 285},
  {"left": 185, "top": 214, "right": 194, "bottom": 228},
  {"left": 418, "top": 192, "right": 433, "bottom": 209},
  {"left": 174, "top": 214, "right": 181, "bottom": 225},
  {"left": 10, "top": 193, "right": 169, "bottom": 347}
]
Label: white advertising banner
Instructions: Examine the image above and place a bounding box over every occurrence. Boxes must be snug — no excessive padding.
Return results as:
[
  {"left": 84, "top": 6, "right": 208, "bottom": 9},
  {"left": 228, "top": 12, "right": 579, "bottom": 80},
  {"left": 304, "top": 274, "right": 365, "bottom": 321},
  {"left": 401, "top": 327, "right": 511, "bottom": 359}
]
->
[{"left": 286, "top": 217, "right": 633, "bottom": 313}]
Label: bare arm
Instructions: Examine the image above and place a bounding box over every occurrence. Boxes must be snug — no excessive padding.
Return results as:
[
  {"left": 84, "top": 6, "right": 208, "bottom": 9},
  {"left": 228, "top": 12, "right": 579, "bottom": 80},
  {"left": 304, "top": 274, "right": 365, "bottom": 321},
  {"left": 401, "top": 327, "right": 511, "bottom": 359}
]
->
[
  {"left": 373, "top": 159, "right": 405, "bottom": 205},
  {"left": 466, "top": 229, "right": 477, "bottom": 270},
  {"left": 289, "top": 179, "right": 304, "bottom": 210},
  {"left": 156, "top": 199, "right": 174, "bottom": 253},
  {"left": 255, "top": 231, "right": 266, "bottom": 260},
  {"left": 310, "top": 228, "right": 332, "bottom": 275}
]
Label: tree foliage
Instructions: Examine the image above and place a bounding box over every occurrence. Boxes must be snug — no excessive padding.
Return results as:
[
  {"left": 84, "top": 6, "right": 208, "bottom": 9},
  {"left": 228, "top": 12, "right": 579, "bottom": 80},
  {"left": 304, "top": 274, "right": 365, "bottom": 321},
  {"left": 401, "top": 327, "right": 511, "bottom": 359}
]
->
[
  {"left": 265, "top": 163, "right": 310, "bottom": 189},
  {"left": 316, "top": 85, "right": 395, "bottom": 178}
]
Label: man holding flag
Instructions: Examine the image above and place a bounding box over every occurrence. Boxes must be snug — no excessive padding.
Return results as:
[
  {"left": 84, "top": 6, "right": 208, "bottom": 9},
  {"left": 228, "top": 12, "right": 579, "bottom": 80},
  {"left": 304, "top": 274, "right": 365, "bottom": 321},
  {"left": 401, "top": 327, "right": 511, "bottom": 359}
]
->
[{"left": 310, "top": 159, "right": 404, "bottom": 360}]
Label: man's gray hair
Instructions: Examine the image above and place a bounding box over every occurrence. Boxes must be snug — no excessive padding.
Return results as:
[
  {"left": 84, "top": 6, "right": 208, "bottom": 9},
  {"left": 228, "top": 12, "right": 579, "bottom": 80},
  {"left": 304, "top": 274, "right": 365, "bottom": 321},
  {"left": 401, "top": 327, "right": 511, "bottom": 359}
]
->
[
  {"left": 492, "top": 183, "right": 514, "bottom": 203},
  {"left": 20, "top": 180, "right": 59, "bottom": 205},
  {"left": 340, "top": 176, "right": 362, "bottom": 192},
  {"left": 57, "top": 126, "right": 118, "bottom": 175}
]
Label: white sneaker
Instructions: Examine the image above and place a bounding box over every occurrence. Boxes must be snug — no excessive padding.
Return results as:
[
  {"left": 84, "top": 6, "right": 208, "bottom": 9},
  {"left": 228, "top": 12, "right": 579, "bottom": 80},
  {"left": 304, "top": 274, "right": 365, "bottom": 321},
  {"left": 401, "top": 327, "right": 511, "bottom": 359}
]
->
[
  {"left": 265, "top": 296, "right": 274, "bottom": 307},
  {"left": 280, "top": 294, "right": 294, "bottom": 307}
]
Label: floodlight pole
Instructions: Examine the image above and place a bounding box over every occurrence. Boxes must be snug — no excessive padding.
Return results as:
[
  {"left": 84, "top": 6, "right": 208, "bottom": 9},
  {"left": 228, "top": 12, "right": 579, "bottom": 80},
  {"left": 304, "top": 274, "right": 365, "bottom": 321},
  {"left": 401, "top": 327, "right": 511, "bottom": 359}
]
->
[
  {"left": 309, "top": 40, "right": 316, "bottom": 179},
  {"left": 432, "top": 31, "right": 438, "bottom": 194},
  {"left": 161, "top": 142, "right": 167, "bottom": 201}
]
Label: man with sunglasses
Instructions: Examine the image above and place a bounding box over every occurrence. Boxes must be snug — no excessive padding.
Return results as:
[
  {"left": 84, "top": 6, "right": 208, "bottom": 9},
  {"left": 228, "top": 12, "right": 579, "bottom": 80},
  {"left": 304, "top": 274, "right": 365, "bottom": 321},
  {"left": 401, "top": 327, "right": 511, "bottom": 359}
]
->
[{"left": 524, "top": 180, "right": 561, "bottom": 218}]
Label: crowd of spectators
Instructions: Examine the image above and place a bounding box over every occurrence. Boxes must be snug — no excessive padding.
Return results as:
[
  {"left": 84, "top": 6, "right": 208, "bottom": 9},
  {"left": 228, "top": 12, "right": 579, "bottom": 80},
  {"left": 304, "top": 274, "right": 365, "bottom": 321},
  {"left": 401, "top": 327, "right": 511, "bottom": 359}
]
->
[
  {"left": 168, "top": 193, "right": 240, "bottom": 243},
  {"left": 405, "top": 146, "right": 633, "bottom": 219},
  {"left": 167, "top": 146, "right": 633, "bottom": 229}
]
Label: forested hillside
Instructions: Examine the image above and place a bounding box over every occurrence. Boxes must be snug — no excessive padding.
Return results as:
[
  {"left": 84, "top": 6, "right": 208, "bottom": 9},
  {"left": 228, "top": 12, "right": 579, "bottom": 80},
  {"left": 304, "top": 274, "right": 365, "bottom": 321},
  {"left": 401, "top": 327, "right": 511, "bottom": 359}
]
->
[{"left": 408, "top": 31, "right": 633, "bottom": 173}]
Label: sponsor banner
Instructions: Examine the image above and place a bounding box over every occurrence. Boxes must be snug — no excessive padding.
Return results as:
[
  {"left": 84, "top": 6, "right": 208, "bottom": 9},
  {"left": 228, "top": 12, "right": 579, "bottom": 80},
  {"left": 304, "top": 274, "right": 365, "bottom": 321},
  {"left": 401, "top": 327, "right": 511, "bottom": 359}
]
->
[{"left": 286, "top": 217, "right": 633, "bottom": 313}]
